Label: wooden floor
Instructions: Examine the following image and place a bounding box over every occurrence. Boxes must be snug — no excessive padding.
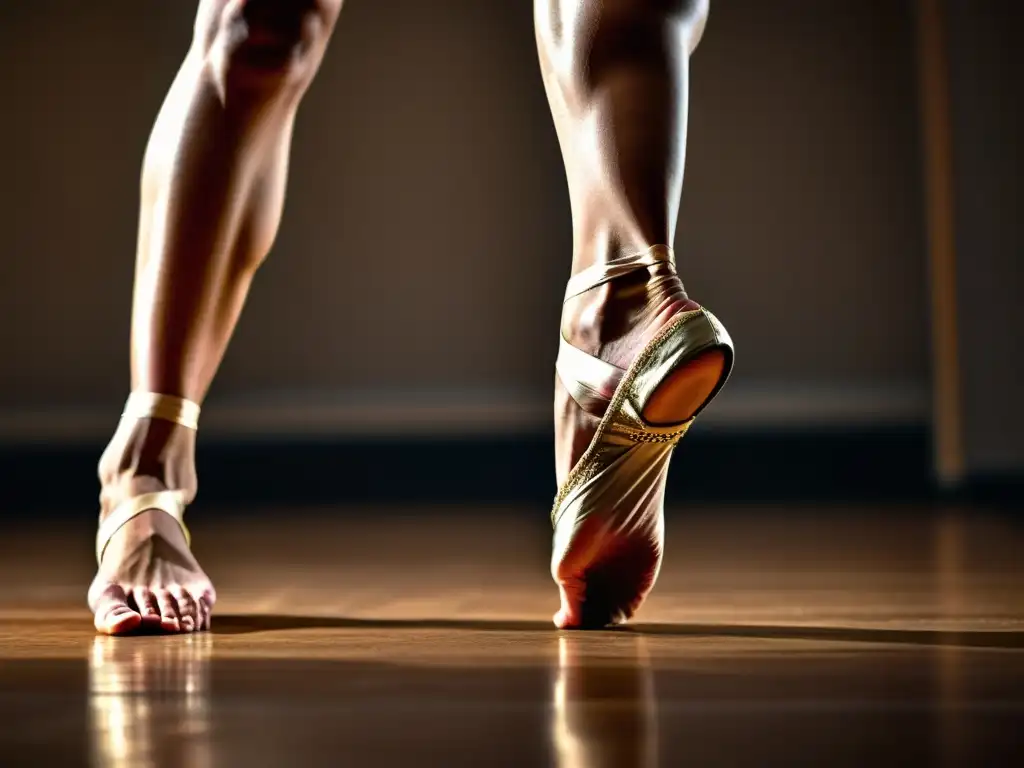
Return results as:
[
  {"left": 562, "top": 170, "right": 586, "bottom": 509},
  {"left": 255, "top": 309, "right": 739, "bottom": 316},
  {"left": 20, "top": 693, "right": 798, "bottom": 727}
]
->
[{"left": 1, "top": 504, "right": 1022, "bottom": 767}]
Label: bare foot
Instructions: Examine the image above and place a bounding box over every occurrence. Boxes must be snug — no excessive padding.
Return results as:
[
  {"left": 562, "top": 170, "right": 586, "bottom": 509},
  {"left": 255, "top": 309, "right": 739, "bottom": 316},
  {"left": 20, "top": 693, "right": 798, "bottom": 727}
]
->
[
  {"left": 552, "top": 248, "right": 725, "bottom": 629},
  {"left": 89, "top": 509, "right": 215, "bottom": 635},
  {"left": 88, "top": 418, "right": 215, "bottom": 635}
]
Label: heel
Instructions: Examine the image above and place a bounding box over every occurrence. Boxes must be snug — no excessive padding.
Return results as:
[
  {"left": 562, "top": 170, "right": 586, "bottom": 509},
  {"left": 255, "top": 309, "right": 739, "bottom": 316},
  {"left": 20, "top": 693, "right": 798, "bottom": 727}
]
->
[
  {"left": 642, "top": 347, "right": 728, "bottom": 426},
  {"left": 626, "top": 308, "right": 734, "bottom": 427}
]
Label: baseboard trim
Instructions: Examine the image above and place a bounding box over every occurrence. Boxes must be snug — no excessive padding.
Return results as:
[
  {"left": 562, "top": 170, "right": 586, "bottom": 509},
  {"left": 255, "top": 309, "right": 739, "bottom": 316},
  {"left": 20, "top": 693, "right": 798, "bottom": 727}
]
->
[{"left": 1, "top": 423, "right": 949, "bottom": 512}]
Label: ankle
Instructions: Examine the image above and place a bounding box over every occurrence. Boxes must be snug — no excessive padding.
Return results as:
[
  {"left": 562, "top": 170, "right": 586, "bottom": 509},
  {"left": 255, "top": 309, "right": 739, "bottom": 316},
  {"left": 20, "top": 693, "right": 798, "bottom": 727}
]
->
[
  {"left": 561, "top": 258, "right": 692, "bottom": 350},
  {"left": 98, "top": 417, "right": 198, "bottom": 517},
  {"left": 569, "top": 239, "right": 673, "bottom": 276}
]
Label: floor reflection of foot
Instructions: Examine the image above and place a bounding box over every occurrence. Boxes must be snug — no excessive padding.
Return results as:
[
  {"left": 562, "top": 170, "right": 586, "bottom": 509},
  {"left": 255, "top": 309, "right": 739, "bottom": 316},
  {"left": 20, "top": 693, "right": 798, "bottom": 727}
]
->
[
  {"left": 88, "top": 635, "right": 213, "bottom": 768},
  {"left": 551, "top": 635, "right": 658, "bottom": 768}
]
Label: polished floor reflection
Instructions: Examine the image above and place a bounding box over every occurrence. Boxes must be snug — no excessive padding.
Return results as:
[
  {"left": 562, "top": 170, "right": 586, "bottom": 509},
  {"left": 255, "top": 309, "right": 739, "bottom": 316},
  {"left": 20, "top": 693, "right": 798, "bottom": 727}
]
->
[{"left": 0, "top": 505, "right": 1022, "bottom": 766}]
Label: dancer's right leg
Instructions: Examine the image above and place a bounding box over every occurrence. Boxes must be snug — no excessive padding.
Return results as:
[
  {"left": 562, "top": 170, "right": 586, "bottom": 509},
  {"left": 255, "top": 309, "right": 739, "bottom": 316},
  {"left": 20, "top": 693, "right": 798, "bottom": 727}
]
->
[{"left": 89, "top": 0, "right": 343, "bottom": 635}]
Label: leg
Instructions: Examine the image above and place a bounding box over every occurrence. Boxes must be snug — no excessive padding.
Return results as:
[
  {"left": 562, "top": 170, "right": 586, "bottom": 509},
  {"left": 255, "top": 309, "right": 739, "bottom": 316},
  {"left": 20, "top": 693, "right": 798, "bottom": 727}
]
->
[
  {"left": 89, "top": 0, "right": 343, "bottom": 635},
  {"left": 537, "top": 0, "right": 727, "bottom": 627}
]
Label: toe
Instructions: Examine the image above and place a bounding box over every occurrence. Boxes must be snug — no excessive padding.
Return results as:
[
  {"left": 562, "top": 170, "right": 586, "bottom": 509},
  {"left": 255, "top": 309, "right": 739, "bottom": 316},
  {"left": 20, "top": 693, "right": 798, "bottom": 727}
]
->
[
  {"left": 554, "top": 577, "right": 585, "bottom": 629},
  {"left": 197, "top": 596, "right": 212, "bottom": 631},
  {"left": 555, "top": 563, "right": 649, "bottom": 630},
  {"left": 174, "top": 588, "right": 199, "bottom": 632},
  {"left": 92, "top": 585, "right": 142, "bottom": 635},
  {"left": 132, "top": 587, "right": 162, "bottom": 627},
  {"left": 155, "top": 590, "right": 182, "bottom": 632}
]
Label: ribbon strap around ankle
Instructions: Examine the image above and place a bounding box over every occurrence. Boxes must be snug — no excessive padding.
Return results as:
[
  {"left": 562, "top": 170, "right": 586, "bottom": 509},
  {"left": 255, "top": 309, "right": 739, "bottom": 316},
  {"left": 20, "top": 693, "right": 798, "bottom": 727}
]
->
[
  {"left": 122, "top": 392, "right": 201, "bottom": 430},
  {"left": 96, "top": 491, "right": 191, "bottom": 565},
  {"left": 557, "top": 245, "right": 676, "bottom": 412},
  {"left": 563, "top": 246, "right": 676, "bottom": 303}
]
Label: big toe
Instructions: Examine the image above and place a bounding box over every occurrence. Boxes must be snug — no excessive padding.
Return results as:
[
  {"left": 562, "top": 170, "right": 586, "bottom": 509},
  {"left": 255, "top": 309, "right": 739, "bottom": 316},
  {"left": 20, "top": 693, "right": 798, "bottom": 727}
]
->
[{"left": 92, "top": 585, "right": 143, "bottom": 636}]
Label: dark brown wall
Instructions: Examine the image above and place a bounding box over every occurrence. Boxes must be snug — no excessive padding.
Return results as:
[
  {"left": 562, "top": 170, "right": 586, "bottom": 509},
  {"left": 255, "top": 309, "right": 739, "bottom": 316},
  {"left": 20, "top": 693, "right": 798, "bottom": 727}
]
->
[
  {"left": 946, "top": 0, "right": 1024, "bottom": 476},
  {"left": 0, "top": 0, "right": 929, "bottom": 435}
]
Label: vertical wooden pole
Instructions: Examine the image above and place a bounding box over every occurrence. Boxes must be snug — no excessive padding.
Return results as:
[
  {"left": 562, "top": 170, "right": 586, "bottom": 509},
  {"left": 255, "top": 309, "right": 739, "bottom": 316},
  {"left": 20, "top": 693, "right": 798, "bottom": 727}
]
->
[{"left": 916, "top": 0, "right": 964, "bottom": 487}]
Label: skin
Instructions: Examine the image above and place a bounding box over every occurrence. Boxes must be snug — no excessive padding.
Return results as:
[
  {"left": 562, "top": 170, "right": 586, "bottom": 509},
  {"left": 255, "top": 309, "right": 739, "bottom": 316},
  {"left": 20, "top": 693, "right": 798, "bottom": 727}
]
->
[
  {"left": 89, "top": 0, "right": 714, "bottom": 634},
  {"left": 537, "top": 0, "right": 720, "bottom": 628},
  {"left": 89, "top": 0, "right": 344, "bottom": 634}
]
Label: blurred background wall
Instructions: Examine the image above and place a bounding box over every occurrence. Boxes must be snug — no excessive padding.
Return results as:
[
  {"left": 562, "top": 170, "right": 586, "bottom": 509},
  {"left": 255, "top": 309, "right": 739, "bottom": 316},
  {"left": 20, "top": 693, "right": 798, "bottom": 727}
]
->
[
  {"left": 0, "top": 0, "right": 1017, "bottom": 502},
  {"left": 945, "top": 0, "right": 1023, "bottom": 483}
]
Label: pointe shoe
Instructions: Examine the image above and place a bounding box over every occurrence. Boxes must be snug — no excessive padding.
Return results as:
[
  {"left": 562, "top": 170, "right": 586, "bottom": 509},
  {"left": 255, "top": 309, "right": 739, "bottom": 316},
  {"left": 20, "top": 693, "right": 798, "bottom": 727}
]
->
[
  {"left": 95, "top": 392, "right": 200, "bottom": 567},
  {"left": 551, "top": 246, "right": 734, "bottom": 629}
]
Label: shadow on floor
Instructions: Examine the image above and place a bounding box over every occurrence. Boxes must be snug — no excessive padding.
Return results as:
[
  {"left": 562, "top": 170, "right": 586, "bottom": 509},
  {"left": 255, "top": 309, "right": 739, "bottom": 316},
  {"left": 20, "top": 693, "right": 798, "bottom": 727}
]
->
[{"left": 213, "top": 614, "right": 1024, "bottom": 649}]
